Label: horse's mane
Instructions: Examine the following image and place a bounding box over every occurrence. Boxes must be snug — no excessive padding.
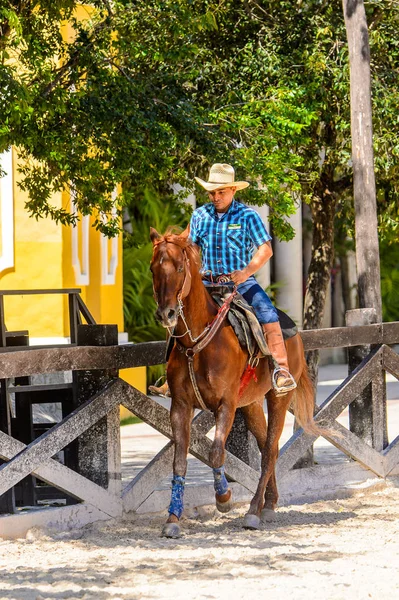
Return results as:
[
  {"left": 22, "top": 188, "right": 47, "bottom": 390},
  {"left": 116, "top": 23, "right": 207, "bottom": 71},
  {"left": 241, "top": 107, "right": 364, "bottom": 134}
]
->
[{"left": 156, "top": 228, "right": 201, "bottom": 268}]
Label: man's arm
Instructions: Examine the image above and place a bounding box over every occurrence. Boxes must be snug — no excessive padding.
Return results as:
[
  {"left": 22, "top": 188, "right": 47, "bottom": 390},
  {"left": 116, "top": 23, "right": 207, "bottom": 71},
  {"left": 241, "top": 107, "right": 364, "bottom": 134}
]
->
[{"left": 230, "top": 241, "right": 273, "bottom": 285}]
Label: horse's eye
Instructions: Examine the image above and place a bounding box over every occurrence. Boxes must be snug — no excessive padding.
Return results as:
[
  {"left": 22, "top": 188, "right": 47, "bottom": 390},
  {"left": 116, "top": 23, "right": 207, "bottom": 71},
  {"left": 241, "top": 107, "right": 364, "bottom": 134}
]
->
[{"left": 177, "top": 265, "right": 184, "bottom": 273}]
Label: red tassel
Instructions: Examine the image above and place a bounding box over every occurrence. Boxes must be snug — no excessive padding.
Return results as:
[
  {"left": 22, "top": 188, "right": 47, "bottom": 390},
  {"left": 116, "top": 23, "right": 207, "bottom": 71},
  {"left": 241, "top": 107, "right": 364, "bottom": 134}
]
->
[{"left": 239, "top": 365, "right": 258, "bottom": 397}]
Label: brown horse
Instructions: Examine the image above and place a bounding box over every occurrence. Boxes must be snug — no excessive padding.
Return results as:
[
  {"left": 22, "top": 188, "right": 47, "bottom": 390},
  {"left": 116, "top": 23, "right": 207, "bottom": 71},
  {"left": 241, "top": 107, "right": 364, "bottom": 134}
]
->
[{"left": 150, "top": 228, "right": 317, "bottom": 537}]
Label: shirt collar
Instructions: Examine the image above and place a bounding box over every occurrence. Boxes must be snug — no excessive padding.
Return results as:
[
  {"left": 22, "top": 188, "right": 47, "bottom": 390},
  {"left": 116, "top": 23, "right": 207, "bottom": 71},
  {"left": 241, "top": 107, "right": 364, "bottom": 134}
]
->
[{"left": 206, "top": 199, "right": 238, "bottom": 220}]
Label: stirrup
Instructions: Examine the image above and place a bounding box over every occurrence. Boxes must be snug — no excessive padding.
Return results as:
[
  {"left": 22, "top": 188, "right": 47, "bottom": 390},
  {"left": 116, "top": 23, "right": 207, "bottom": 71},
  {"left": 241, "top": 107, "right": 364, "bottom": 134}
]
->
[{"left": 272, "top": 368, "right": 297, "bottom": 396}]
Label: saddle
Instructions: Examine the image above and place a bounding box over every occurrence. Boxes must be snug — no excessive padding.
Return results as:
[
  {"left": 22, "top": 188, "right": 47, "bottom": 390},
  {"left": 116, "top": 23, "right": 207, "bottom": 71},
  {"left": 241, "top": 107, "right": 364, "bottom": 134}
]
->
[{"left": 165, "top": 285, "right": 297, "bottom": 362}]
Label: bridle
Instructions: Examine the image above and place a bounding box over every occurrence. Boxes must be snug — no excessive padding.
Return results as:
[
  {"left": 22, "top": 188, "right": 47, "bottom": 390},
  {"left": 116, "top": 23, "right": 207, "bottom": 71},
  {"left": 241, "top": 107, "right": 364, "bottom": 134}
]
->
[
  {"left": 152, "top": 240, "right": 237, "bottom": 346},
  {"left": 152, "top": 241, "right": 211, "bottom": 344}
]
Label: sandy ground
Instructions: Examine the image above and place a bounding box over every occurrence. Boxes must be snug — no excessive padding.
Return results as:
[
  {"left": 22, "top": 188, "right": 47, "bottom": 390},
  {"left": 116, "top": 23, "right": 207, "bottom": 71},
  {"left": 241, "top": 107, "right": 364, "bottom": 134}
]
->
[
  {"left": 0, "top": 478, "right": 398, "bottom": 600},
  {"left": 1, "top": 364, "right": 398, "bottom": 599}
]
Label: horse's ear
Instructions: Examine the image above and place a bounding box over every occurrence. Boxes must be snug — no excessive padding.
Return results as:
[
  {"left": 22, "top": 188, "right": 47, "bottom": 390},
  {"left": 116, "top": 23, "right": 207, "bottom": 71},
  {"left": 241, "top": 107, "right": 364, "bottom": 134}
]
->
[{"left": 150, "top": 227, "right": 161, "bottom": 245}]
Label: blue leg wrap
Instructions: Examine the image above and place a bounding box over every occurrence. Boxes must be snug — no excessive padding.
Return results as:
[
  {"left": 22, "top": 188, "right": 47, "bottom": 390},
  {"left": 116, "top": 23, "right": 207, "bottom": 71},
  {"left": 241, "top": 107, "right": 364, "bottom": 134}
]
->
[
  {"left": 213, "top": 466, "right": 229, "bottom": 496},
  {"left": 168, "top": 476, "right": 185, "bottom": 519}
]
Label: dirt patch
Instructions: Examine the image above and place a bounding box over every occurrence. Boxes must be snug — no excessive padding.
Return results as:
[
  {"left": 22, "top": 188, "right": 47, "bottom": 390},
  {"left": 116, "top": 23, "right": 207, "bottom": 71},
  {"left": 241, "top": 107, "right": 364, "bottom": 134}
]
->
[{"left": 1, "top": 479, "right": 398, "bottom": 600}]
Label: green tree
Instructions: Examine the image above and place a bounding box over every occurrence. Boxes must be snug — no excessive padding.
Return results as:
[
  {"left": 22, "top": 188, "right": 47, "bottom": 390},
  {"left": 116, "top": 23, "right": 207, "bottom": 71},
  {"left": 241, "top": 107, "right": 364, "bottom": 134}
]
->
[
  {"left": 0, "top": 0, "right": 316, "bottom": 237},
  {"left": 2, "top": 0, "right": 398, "bottom": 343},
  {"left": 380, "top": 242, "right": 399, "bottom": 322}
]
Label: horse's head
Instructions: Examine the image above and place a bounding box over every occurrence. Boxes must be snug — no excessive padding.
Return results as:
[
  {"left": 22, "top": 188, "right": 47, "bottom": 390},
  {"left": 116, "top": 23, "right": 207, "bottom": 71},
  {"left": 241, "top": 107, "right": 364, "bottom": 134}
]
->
[{"left": 150, "top": 228, "right": 195, "bottom": 328}]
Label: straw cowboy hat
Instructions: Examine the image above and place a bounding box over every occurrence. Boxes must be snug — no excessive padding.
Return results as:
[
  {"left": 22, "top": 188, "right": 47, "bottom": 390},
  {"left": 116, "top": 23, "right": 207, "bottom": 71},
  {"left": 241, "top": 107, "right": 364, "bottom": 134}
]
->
[{"left": 194, "top": 163, "right": 250, "bottom": 192}]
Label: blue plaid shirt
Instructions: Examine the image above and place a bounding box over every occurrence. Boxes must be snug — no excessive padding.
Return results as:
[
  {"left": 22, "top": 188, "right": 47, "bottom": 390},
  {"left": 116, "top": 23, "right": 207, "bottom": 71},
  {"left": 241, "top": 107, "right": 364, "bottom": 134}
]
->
[{"left": 190, "top": 200, "right": 271, "bottom": 275}]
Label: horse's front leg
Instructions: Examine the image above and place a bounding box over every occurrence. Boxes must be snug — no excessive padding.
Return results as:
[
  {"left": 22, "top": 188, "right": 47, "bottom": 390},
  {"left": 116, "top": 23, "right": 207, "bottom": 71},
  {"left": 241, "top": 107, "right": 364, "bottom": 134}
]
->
[
  {"left": 162, "top": 400, "right": 194, "bottom": 539},
  {"left": 211, "top": 401, "right": 236, "bottom": 513}
]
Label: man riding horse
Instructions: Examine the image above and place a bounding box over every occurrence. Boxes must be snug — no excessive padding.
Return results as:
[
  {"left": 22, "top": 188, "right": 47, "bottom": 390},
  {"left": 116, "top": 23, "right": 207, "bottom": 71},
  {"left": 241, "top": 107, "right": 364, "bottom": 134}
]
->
[{"left": 151, "top": 162, "right": 297, "bottom": 396}]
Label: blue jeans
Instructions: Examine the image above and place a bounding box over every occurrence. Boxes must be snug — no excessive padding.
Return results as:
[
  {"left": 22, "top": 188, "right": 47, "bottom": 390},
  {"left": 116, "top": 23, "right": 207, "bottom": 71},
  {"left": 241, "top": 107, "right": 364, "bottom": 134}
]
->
[{"left": 205, "top": 276, "right": 278, "bottom": 324}]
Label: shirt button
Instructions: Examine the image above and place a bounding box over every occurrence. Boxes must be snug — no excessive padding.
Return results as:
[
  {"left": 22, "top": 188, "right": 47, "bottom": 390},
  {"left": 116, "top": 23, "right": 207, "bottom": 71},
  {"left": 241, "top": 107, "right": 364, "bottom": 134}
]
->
[{"left": 217, "top": 260, "right": 221, "bottom": 263}]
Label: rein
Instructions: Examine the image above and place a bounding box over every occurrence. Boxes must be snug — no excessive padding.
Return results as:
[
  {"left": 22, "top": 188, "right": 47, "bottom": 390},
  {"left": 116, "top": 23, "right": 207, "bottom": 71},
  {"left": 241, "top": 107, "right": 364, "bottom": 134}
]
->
[
  {"left": 175, "top": 289, "right": 237, "bottom": 410},
  {"left": 175, "top": 289, "right": 237, "bottom": 357}
]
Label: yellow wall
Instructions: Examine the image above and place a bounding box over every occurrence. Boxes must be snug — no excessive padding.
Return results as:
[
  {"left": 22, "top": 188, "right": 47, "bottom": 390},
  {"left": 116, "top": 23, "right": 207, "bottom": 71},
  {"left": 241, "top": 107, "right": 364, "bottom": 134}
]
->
[
  {"left": 0, "top": 149, "right": 147, "bottom": 396},
  {"left": 1, "top": 149, "right": 65, "bottom": 337},
  {"left": 0, "top": 4, "right": 147, "bottom": 398}
]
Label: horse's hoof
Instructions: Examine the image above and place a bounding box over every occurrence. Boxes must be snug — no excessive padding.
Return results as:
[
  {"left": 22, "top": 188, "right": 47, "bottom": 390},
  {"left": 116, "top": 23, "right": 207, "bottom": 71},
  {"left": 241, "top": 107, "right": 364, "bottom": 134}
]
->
[
  {"left": 261, "top": 508, "right": 278, "bottom": 522},
  {"left": 161, "top": 522, "right": 181, "bottom": 538},
  {"left": 216, "top": 489, "right": 232, "bottom": 513},
  {"left": 216, "top": 497, "right": 233, "bottom": 513},
  {"left": 242, "top": 513, "right": 261, "bottom": 530}
]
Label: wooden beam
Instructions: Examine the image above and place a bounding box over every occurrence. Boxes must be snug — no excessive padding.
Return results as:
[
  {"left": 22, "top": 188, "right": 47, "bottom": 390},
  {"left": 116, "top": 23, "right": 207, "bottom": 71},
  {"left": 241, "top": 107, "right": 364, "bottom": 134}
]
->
[
  {"left": 0, "top": 327, "right": 398, "bottom": 381},
  {"left": 0, "top": 503, "right": 109, "bottom": 540},
  {"left": 0, "top": 379, "right": 122, "bottom": 496},
  {"left": 122, "top": 442, "right": 175, "bottom": 513},
  {"left": 0, "top": 288, "right": 81, "bottom": 295},
  {"left": 383, "top": 345, "right": 399, "bottom": 380},
  {"left": 383, "top": 435, "right": 399, "bottom": 476},
  {"left": 315, "top": 347, "right": 382, "bottom": 421},
  {"left": 0, "top": 431, "right": 122, "bottom": 517},
  {"left": 322, "top": 421, "right": 385, "bottom": 477},
  {"left": 76, "top": 295, "right": 96, "bottom": 325},
  {"left": 277, "top": 347, "right": 382, "bottom": 475},
  {"left": 371, "top": 373, "right": 387, "bottom": 453},
  {"left": 0, "top": 341, "right": 167, "bottom": 378},
  {"left": 342, "top": 0, "right": 382, "bottom": 320},
  {"left": 300, "top": 321, "right": 399, "bottom": 350},
  {"left": 346, "top": 309, "right": 387, "bottom": 450}
]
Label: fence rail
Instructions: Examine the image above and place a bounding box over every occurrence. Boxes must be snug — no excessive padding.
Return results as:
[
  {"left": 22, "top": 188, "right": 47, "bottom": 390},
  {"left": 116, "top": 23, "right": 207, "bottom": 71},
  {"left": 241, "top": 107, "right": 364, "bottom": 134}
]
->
[
  {"left": 1, "top": 319, "right": 399, "bottom": 375},
  {"left": 0, "top": 315, "right": 398, "bottom": 537}
]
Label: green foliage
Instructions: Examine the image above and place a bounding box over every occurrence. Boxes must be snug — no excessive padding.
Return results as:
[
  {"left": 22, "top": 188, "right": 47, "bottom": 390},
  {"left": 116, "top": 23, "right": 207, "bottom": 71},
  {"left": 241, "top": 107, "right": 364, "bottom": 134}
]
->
[
  {"left": 0, "top": 0, "right": 318, "bottom": 238},
  {"left": 120, "top": 414, "right": 142, "bottom": 426},
  {"left": 380, "top": 241, "right": 399, "bottom": 322},
  {"left": 123, "top": 188, "right": 190, "bottom": 343}
]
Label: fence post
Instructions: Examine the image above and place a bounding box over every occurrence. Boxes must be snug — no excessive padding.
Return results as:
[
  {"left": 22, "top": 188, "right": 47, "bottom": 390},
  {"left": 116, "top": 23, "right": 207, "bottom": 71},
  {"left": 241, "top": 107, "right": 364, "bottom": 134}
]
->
[
  {"left": 74, "top": 324, "right": 121, "bottom": 495},
  {"left": 0, "top": 378, "right": 15, "bottom": 514},
  {"left": 346, "top": 308, "right": 387, "bottom": 449},
  {"left": 226, "top": 409, "right": 260, "bottom": 471}
]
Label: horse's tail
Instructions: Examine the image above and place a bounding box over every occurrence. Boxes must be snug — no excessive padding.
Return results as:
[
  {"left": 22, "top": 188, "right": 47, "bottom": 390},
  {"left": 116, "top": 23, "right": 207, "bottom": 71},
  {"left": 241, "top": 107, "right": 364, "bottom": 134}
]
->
[{"left": 292, "top": 359, "right": 331, "bottom": 438}]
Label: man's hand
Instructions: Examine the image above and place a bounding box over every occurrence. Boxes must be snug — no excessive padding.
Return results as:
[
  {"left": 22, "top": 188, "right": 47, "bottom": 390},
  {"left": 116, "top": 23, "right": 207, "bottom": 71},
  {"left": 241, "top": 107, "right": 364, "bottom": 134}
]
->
[
  {"left": 230, "top": 269, "right": 250, "bottom": 285},
  {"left": 230, "top": 242, "right": 272, "bottom": 286}
]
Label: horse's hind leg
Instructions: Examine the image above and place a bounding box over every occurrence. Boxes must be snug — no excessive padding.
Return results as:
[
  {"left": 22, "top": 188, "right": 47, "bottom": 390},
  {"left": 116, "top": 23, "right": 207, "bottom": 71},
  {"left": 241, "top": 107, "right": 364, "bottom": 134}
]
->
[
  {"left": 243, "top": 390, "right": 293, "bottom": 530},
  {"left": 162, "top": 401, "right": 193, "bottom": 538},
  {"left": 240, "top": 401, "right": 267, "bottom": 454},
  {"left": 264, "top": 467, "right": 278, "bottom": 511},
  {"left": 211, "top": 402, "right": 236, "bottom": 513},
  {"left": 241, "top": 402, "right": 279, "bottom": 505}
]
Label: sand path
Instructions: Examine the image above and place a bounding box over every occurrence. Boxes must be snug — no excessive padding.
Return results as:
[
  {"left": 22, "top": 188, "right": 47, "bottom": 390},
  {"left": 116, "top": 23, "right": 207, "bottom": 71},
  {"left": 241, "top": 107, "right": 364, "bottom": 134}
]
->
[{"left": 1, "top": 478, "right": 398, "bottom": 600}]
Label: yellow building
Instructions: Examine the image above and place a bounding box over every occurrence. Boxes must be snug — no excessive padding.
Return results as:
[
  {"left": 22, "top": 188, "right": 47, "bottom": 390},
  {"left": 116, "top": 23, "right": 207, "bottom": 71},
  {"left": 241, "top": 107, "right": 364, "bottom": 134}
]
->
[
  {"left": 0, "top": 5, "right": 146, "bottom": 412},
  {"left": 0, "top": 147, "right": 146, "bottom": 409}
]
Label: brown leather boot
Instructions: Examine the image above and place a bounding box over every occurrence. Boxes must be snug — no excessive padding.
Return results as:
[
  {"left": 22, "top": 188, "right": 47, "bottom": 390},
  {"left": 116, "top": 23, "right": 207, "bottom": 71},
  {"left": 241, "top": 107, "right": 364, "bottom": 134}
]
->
[
  {"left": 148, "top": 380, "right": 170, "bottom": 397},
  {"left": 262, "top": 322, "right": 297, "bottom": 395}
]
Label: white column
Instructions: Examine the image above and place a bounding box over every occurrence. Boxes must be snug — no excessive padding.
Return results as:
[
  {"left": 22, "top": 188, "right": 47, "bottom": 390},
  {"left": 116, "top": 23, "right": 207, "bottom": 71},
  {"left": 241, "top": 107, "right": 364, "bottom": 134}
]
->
[
  {"left": 273, "top": 202, "right": 303, "bottom": 327},
  {"left": 322, "top": 279, "right": 332, "bottom": 328},
  {"left": 253, "top": 204, "right": 271, "bottom": 290},
  {"left": 347, "top": 250, "right": 358, "bottom": 309},
  {"left": 302, "top": 202, "right": 312, "bottom": 282}
]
